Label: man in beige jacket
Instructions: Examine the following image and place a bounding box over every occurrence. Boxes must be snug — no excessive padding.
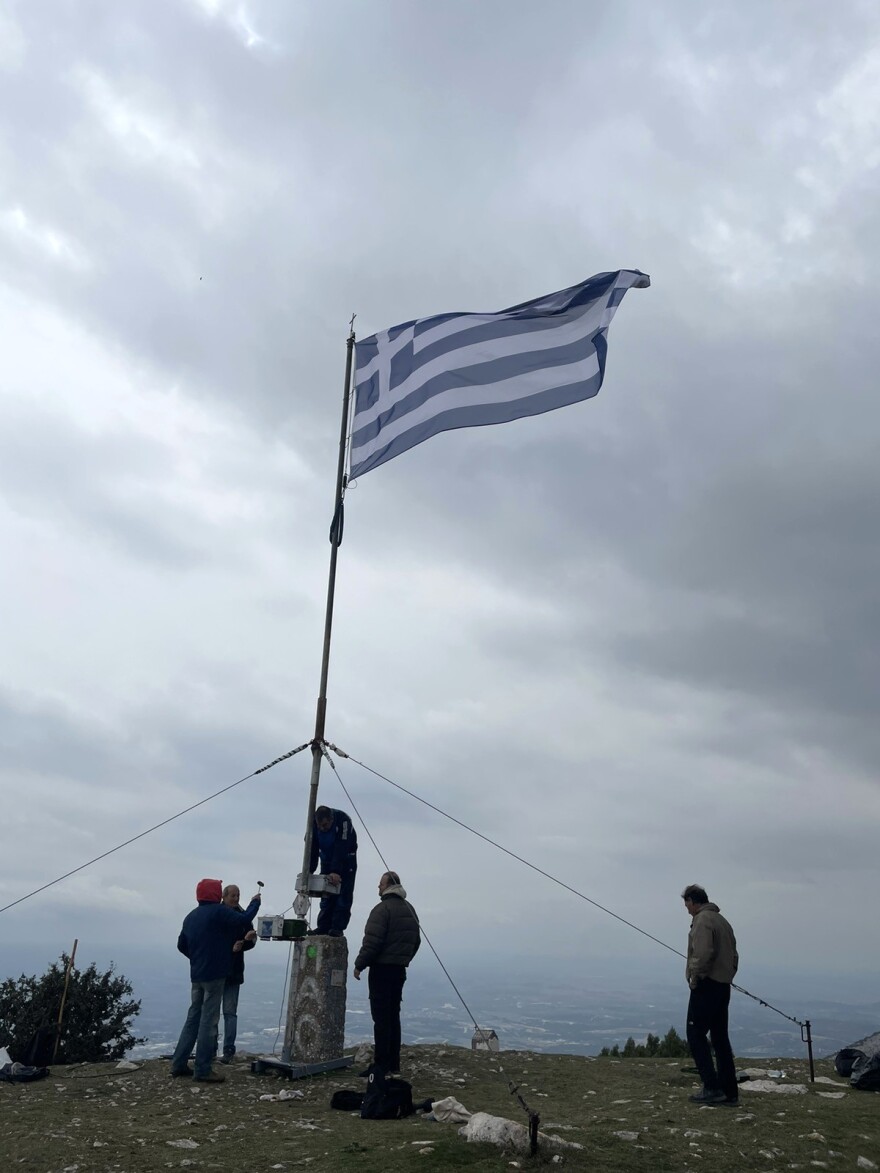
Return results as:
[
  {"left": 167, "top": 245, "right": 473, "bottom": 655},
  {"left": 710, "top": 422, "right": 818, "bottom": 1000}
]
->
[{"left": 682, "top": 883, "right": 739, "bottom": 1106}]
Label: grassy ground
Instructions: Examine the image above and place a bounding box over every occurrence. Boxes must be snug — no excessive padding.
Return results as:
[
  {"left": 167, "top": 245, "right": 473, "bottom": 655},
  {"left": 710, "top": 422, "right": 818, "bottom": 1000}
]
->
[{"left": 1, "top": 1045, "right": 877, "bottom": 1172}]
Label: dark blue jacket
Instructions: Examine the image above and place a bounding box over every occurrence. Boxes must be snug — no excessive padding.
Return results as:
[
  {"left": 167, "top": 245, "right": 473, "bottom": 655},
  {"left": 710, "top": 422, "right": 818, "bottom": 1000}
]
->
[
  {"left": 229, "top": 905, "right": 257, "bottom": 986},
  {"left": 309, "top": 809, "right": 358, "bottom": 875},
  {"left": 177, "top": 897, "right": 260, "bottom": 983}
]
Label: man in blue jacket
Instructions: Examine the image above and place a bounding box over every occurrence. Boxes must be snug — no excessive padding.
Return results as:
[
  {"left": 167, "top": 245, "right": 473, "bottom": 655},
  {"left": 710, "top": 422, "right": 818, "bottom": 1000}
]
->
[
  {"left": 170, "top": 878, "right": 261, "bottom": 1082},
  {"left": 309, "top": 806, "right": 357, "bottom": 936}
]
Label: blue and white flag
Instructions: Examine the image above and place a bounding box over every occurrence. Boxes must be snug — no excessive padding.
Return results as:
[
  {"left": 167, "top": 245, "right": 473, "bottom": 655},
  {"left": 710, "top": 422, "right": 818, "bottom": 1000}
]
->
[{"left": 349, "top": 270, "right": 649, "bottom": 479}]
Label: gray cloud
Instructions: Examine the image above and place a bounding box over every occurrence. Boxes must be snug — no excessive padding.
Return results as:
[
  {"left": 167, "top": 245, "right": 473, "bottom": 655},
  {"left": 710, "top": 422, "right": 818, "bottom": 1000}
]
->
[{"left": 1, "top": 0, "right": 879, "bottom": 997}]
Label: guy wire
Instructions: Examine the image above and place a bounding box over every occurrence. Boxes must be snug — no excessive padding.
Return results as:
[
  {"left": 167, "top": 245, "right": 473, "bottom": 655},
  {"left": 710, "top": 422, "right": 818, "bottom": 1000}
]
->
[
  {"left": 328, "top": 743, "right": 809, "bottom": 1031},
  {"left": 0, "top": 742, "right": 311, "bottom": 916},
  {"left": 321, "top": 748, "right": 540, "bottom": 1123}
]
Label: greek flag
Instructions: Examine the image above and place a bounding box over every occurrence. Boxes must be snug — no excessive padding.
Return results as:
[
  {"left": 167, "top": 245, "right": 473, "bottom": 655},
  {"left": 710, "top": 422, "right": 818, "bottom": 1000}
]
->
[{"left": 349, "top": 270, "right": 649, "bottom": 479}]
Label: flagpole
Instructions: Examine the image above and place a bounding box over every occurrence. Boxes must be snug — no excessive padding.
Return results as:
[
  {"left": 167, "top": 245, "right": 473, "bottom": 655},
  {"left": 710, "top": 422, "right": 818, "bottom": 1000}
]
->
[{"left": 294, "top": 323, "right": 356, "bottom": 919}]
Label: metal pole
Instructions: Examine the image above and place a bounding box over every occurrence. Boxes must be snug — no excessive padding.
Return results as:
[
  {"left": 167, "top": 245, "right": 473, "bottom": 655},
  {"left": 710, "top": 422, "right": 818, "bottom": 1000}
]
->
[
  {"left": 296, "top": 328, "right": 356, "bottom": 910},
  {"left": 804, "top": 1020, "right": 815, "bottom": 1083},
  {"left": 52, "top": 939, "right": 78, "bottom": 1063}
]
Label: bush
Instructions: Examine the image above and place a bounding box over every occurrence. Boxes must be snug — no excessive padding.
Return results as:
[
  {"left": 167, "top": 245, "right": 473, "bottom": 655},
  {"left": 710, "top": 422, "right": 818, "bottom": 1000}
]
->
[
  {"left": 0, "top": 953, "right": 146, "bottom": 1063},
  {"left": 599, "top": 1026, "right": 690, "bottom": 1059}
]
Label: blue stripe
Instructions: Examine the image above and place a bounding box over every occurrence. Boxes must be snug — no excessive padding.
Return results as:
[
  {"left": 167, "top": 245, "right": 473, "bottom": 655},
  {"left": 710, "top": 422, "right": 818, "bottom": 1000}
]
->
[
  {"left": 410, "top": 302, "right": 598, "bottom": 371},
  {"left": 351, "top": 331, "right": 602, "bottom": 448},
  {"left": 350, "top": 368, "right": 605, "bottom": 479}
]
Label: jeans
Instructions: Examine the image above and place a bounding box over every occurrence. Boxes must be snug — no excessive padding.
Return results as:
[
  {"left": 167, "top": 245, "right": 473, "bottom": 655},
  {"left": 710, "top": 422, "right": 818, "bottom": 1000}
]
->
[
  {"left": 686, "top": 978, "right": 737, "bottom": 1099},
  {"left": 171, "top": 978, "right": 225, "bottom": 1078},
  {"left": 368, "top": 964, "right": 406, "bottom": 1073},
  {"left": 221, "top": 981, "right": 241, "bottom": 1056}
]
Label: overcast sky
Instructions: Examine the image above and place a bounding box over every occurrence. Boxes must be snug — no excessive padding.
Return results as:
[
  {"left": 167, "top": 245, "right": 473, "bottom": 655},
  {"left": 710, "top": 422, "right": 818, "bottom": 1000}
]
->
[{"left": 2, "top": 0, "right": 879, "bottom": 1018}]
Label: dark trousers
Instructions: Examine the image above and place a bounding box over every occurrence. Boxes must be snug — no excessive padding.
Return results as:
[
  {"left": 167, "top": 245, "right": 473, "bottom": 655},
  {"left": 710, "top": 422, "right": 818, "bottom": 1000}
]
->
[
  {"left": 368, "top": 964, "right": 406, "bottom": 1073},
  {"left": 316, "top": 869, "right": 356, "bottom": 934},
  {"left": 686, "top": 978, "right": 737, "bottom": 1099}
]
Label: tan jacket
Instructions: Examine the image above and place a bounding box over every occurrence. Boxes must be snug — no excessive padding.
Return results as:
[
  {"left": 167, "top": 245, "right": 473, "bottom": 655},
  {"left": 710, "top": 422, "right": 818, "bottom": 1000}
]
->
[{"left": 686, "top": 903, "right": 738, "bottom": 988}]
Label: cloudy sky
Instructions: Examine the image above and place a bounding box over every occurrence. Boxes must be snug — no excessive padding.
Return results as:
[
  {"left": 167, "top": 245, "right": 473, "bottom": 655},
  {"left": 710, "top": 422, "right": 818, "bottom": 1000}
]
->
[{"left": 2, "top": 0, "right": 879, "bottom": 1019}]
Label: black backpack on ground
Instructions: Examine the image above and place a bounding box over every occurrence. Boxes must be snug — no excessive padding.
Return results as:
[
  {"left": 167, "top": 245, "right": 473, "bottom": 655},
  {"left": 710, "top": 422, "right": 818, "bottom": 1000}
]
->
[
  {"left": 331, "top": 1089, "right": 365, "bottom": 1111},
  {"left": 360, "top": 1067, "right": 414, "bottom": 1120}
]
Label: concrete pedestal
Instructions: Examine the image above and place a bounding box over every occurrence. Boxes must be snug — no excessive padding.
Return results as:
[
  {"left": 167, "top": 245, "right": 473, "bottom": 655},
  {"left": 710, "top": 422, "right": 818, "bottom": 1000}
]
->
[{"left": 283, "top": 935, "right": 348, "bottom": 1064}]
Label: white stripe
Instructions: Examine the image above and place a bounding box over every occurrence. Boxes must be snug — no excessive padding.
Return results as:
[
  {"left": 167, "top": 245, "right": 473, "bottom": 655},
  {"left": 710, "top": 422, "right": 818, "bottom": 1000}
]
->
[
  {"left": 351, "top": 350, "right": 600, "bottom": 466},
  {"left": 355, "top": 301, "right": 605, "bottom": 430}
]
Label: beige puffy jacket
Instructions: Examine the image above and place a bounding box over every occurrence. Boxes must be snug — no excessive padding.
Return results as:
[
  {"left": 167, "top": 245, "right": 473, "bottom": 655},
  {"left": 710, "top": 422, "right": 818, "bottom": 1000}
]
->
[{"left": 686, "top": 903, "right": 738, "bottom": 988}]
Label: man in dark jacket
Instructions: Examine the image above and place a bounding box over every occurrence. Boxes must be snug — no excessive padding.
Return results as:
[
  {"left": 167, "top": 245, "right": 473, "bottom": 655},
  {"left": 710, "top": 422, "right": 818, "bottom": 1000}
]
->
[
  {"left": 218, "top": 883, "right": 257, "bottom": 1064},
  {"left": 682, "top": 883, "right": 739, "bottom": 1107},
  {"left": 170, "top": 878, "right": 261, "bottom": 1082},
  {"left": 353, "top": 871, "right": 420, "bottom": 1075},
  {"left": 309, "top": 805, "right": 358, "bottom": 936}
]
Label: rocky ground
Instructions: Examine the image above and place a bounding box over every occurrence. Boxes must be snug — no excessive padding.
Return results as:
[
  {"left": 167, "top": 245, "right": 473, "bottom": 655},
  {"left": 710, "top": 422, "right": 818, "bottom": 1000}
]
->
[{"left": 1, "top": 1045, "right": 877, "bottom": 1172}]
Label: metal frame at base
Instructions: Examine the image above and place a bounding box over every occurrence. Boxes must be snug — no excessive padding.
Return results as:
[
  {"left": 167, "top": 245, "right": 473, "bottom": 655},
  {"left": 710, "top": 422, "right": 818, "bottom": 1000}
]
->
[{"left": 250, "top": 1054, "right": 354, "bottom": 1080}]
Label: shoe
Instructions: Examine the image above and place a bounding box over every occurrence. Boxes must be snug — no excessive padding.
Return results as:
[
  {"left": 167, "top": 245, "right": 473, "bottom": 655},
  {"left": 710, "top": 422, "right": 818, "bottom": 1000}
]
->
[
  {"left": 194, "top": 1071, "right": 226, "bottom": 1083},
  {"left": 328, "top": 929, "right": 343, "bottom": 938},
  {"left": 715, "top": 1097, "right": 740, "bottom": 1108},
  {"left": 689, "top": 1087, "right": 725, "bottom": 1104},
  {"left": 170, "top": 1066, "right": 193, "bottom": 1078},
  {"left": 306, "top": 929, "right": 326, "bottom": 936},
  {"left": 219, "top": 1054, "right": 233, "bottom": 1065}
]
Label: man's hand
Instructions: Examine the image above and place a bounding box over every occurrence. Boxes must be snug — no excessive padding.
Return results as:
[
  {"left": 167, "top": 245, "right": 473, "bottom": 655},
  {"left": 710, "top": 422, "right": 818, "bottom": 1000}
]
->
[
  {"left": 353, "top": 968, "right": 361, "bottom": 980},
  {"left": 328, "top": 873, "right": 341, "bottom": 886},
  {"left": 233, "top": 941, "right": 244, "bottom": 953},
  {"left": 251, "top": 893, "right": 262, "bottom": 903},
  {"left": 244, "top": 930, "right": 257, "bottom": 942}
]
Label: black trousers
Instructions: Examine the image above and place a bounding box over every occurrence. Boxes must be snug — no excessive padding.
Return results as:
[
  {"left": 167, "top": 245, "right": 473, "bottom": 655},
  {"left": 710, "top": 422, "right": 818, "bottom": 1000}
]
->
[
  {"left": 368, "top": 964, "right": 406, "bottom": 1073},
  {"left": 686, "top": 978, "right": 737, "bottom": 1099}
]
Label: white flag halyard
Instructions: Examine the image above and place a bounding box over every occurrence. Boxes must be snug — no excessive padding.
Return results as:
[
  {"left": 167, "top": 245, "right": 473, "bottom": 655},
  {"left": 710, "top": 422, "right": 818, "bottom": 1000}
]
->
[{"left": 348, "top": 269, "right": 650, "bottom": 479}]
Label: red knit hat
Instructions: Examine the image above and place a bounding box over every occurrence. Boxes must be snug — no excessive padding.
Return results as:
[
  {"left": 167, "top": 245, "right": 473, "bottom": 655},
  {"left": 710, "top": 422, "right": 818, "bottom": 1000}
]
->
[{"left": 196, "top": 878, "right": 222, "bottom": 903}]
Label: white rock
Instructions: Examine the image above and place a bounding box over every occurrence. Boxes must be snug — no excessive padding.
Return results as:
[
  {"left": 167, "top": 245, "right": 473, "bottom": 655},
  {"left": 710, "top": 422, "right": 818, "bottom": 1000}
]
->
[
  {"left": 462, "top": 1112, "right": 582, "bottom": 1153},
  {"left": 741, "top": 1080, "right": 807, "bottom": 1095},
  {"left": 817, "top": 1092, "right": 846, "bottom": 1100},
  {"left": 115, "top": 1060, "right": 140, "bottom": 1071},
  {"left": 857, "top": 1159, "right": 877, "bottom": 1171},
  {"left": 613, "top": 1131, "right": 639, "bottom": 1141},
  {"left": 167, "top": 1139, "right": 199, "bottom": 1149}
]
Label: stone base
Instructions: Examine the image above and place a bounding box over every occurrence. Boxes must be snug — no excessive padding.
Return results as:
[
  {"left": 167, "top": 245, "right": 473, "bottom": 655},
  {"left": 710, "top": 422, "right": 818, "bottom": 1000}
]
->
[
  {"left": 251, "top": 1054, "right": 353, "bottom": 1080},
  {"left": 282, "top": 934, "right": 348, "bottom": 1064}
]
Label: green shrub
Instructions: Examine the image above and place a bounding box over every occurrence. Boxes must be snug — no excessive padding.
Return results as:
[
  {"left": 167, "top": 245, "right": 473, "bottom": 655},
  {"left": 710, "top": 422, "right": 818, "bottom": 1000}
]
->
[{"left": 0, "top": 953, "right": 145, "bottom": 1063}]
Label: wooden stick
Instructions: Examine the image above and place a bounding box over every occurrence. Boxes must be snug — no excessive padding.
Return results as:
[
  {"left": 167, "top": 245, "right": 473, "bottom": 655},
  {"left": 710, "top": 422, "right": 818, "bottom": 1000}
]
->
[{"left": 52, "top": 939, "right": 78, "bottom": 1064}]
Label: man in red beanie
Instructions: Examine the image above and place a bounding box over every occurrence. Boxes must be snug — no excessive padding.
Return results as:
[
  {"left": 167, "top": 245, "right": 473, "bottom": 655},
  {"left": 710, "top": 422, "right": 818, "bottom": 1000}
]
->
[{"left": 170, "top": 878, "right": 261, "bottom": 1082}]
